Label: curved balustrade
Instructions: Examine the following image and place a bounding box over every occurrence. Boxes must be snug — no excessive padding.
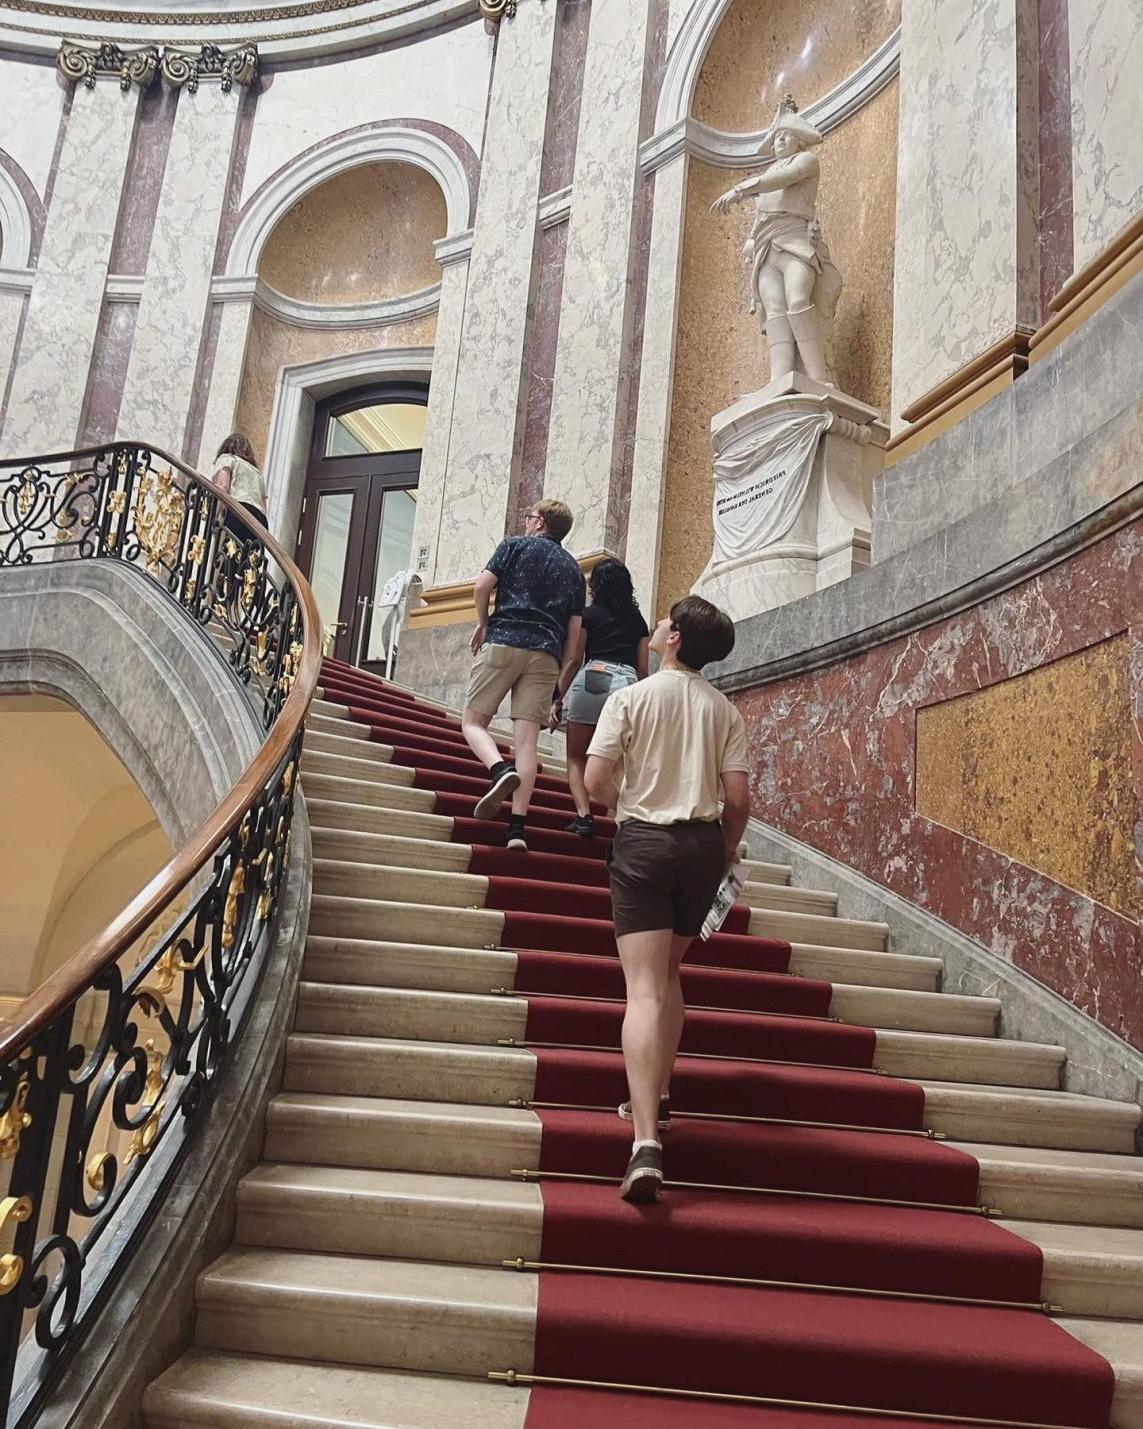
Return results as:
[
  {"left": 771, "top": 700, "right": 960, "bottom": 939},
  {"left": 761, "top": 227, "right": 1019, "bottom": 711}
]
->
[{"left": 0, "top": 442, "right": 320, "bottom": 1425}]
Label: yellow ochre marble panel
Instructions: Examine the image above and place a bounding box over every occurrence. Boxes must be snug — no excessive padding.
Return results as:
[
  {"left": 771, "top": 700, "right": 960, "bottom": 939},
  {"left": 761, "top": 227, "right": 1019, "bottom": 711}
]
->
[
  {"left": 916, "top": 635, "right": 1140, "bottom": 920},
  {"left": 234, "top": 307, "right": 438, "bottom": 464},
  {"left": 258, "top": 161, "right": 446, "bottom": 305},
  {"left": 657, "top": 80, "right": 898, "bottom": 615},
  {"left": 693, "top": 0, "right": 900, "bottom": 135}
]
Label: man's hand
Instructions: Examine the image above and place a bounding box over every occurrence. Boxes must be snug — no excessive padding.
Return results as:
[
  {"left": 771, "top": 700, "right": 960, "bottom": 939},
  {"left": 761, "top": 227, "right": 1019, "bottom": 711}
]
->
[
  {"left": 548, "top": 699, "right": 563, "bottom": 731},
  {"left": 471, "top": 621, "right": 488, "bottom": 655}
]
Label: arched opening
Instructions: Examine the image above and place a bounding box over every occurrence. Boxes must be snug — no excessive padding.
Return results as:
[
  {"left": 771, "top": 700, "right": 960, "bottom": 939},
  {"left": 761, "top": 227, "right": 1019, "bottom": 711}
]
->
[{"left": 295, "top": 380, "right": 427, "bottom": 671}]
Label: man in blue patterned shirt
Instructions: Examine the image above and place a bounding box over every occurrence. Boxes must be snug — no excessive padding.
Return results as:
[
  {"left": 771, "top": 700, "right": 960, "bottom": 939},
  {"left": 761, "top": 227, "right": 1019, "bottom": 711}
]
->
[{"left": 461, "top": 499, "right": 585, "bottom": 850}]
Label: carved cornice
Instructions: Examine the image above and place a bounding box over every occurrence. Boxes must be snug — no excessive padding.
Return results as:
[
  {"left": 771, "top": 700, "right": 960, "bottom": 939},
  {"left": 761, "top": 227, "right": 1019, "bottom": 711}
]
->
[
  {"left": 161, "top": 42, "right": 258, "bottom": 90},
  {"left": 57, "top": 39, "right": 159, "bottom": 88},
  {"left": 57, "top": 37, "right": 258, "bottom": 88}
]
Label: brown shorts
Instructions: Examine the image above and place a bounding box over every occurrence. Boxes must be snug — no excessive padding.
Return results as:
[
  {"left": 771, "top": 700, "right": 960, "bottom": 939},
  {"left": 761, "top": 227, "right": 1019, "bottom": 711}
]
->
[
  {"left": 607, "top": 819, "right": 726, "bottom": 938},
  {"left": 465, "top": 641, "right": 559, "bottom": 725}
]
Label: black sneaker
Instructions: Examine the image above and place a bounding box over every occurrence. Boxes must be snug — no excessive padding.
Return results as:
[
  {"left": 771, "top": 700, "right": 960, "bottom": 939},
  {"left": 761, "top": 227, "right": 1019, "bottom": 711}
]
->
[
  {"left": 474, "top": 760, "right": 520, "bottom": 820},
  {"left": 619, "top": 1097, "right": 671, "bottom": 1132},
  {"left": 565, "top": 814, "right": 596, "bottom": 837},
  {"left": 506, "top": 816, "right": 528, "bottom": 851},
  {"left": 619, "top": 1143, "right": 663, "bottom": 1204}
]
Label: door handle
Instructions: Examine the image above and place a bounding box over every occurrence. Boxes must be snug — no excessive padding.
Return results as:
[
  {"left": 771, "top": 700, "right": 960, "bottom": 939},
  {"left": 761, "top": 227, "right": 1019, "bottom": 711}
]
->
[{"left": 354, "top": 597, "right": 373, "bottom": 667}]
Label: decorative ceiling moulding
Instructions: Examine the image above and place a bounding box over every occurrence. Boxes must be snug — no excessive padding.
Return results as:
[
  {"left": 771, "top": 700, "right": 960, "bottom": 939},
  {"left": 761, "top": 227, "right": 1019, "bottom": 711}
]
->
[
  {"left": 227, "top": 126, "right": 472, "bottom": 278},
  {"left": 434, "top": 228, "right": 474, "bottom": 267},
  {"left": 208, "top": 273, "right": 441, "bottom": 328},
  {"left": 56, "top": 37, "right": 258, "bottom": 88},
  {"left": 0, "top": 0, "right": 477, "bottom": 62},
  {"left": 642, "top": 28, "right": 901, "bottom": 174}
]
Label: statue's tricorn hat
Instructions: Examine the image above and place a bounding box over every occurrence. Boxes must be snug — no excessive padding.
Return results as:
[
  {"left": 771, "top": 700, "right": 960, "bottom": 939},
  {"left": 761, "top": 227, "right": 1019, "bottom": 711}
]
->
[{"left": 758, "top": 111, "right": 824, "bottom": 156}]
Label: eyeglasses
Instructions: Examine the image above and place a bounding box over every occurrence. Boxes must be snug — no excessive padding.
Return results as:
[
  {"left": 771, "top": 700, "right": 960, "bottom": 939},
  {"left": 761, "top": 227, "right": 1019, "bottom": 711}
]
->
[{"left": 525, "top": 512, "right": 543, "bottom": 526}]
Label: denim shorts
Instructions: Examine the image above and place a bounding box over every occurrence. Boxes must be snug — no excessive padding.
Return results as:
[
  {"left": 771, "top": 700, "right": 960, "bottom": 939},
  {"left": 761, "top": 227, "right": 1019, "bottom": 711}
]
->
[{"left": 564, "top": 660, "right": 637, "bottom": 725}]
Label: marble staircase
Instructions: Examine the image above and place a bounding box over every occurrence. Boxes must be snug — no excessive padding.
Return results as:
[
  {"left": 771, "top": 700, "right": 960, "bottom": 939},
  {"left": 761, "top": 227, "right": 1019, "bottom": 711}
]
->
[{"left": 143, "top": 686, "right": 1143, "bottom": 1429}]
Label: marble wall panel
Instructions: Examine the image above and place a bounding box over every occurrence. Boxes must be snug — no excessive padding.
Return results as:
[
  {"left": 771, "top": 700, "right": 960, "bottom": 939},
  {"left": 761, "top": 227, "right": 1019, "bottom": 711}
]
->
[
  {"left": 1037, "top": 0, "right": 1074, "bottom": 312},
  {"left": 411, "top": 254, "right": 467, "bottom": 585},
  {"left": 543, "top": 0, "right": 653, "bottom": 555},
  {"left": 233, "top": 307, "right": 437, "bottom": 465},
  {"left": 0, "top": 291, "right": 25, "bottom": 430},
  {"left": 79, "top": 302, "right": 138, "bottom": 447},
  {"left": 240, "top": 23, "right": 492, "bottom": 208},
  {"left": 426, "top": 0, "right": 557, "bottom": 587},
  {"left": 730, "top": 522, "right": 1143, "bottom": 1053},
  {"left": 117, "top": 85, "right": 242, "bottom": 458},
  {"left": 891, "top": 0, "right": 1035, "bottom": 424},
  {"left": 1069, "top": 0, "right": 1143, "bottom": 271},
  {"left": 515, "top": 222, "right": 568, "bottom": 532},
  {"left": 258, "top": 162, "right": 447, "bottom": 304},
  {"left": 107, "top": 83, "right": 180, "bottom": 278},
  {"left": 657, "top": 81, "right": 898, "bottom": 616},
  {"left": 538, "top": 0, "right": 594, "bottom": 198},
  {"left": 693, "top": 0, "right": 900, "bottom": 133},
  {"left": 3, "top": 84, "right": 140, "bottom": 455},
  {"left": 0, "top": 55, "right": 66, "bottom": 201},
  {"left": 917, "top": 635, "right": 1138, "bottom": 919},
  {"left": 196, "top": 300, "right": 252, "bottom": 472}
]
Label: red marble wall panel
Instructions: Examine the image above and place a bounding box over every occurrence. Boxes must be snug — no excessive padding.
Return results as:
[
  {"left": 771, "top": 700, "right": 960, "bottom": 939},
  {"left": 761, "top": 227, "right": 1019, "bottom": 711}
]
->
[{"left": 730, "top": 519, "right": 1143, "bottom": 1051}]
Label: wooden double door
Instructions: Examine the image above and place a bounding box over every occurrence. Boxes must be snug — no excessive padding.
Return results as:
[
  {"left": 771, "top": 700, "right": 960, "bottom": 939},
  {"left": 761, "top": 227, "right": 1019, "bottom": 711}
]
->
[{"left": 295, "top": 382, "right": 425, "bottom": 674}]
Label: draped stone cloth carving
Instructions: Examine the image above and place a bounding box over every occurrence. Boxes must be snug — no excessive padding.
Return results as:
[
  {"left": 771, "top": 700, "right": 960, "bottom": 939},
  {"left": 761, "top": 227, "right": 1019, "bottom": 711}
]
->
[{"left": 711, "top": 405, "right": 832, "bottom": 562}]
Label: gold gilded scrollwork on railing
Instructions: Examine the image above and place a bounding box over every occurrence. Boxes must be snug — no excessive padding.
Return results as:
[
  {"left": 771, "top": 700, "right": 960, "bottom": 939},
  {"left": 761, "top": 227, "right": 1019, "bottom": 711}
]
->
[
  {"left": 124, "top": 1041, "right": 165, "bottom": 1165},
  {"left": 221, "top": 863, "right": 246, "bottom": 951},
  {"left": 135, "top": 468, "right": 186, "bottom": 575},
  {"left": 278, "top": 641, "right": 304, "bottom": 697},
  {"left": 0, "top": 1197, "right": 33, "bottom": 1295},
  {"left": 0, "top": 1078, "right": 31, "bottom": 1160},
  {"left": 479, "top": 0, "right": 517, "bottom": 17}
]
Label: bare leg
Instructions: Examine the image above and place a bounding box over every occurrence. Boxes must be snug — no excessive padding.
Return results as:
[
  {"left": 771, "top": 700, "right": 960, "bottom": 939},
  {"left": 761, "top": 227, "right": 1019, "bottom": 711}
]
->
[
  {"left": 617, "top": 927, "right": 674, "bottom": 1143},
  {"left": 658, "top": 934, "right": 694, "bottom": 1097},
  {"left": 461, "top": 707, "right": 503, "bottom": 770},
  {"left": 566, "top": 721, "right": 593, "bottom": 816},
  {"left": 510, "top": 718, "right": 540, "bottom": 816}
]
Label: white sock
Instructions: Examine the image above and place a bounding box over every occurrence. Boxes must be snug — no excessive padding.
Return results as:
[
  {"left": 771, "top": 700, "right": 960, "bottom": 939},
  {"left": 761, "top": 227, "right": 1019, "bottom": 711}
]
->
[{"left": 633, "top": 1138, "right": 661, "bottom": 1151}]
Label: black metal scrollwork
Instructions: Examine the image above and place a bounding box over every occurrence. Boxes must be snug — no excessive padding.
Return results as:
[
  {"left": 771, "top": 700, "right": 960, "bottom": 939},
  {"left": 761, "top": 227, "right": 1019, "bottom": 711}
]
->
[{"left": 0, "top": 443, "right": 309, "bottom": 1422}]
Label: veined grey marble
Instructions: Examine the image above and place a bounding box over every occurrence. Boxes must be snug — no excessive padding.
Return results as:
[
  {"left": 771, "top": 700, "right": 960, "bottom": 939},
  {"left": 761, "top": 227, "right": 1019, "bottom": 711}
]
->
[
  {"left": 195, "top": 297, "right": 252, "bottom": 472},
  {"left": 423, "top": 0, "right": 557, "bottom": 587},
  {"left": 890, "top": 0, "right": 1038, "bottom": 427},
  {"left": 711, "top": 272, "right": 1143, "bottom": 689},
  {"left": 0, "top": 561, "right": 261, "bottom": 848},
  {"left": 2, "top": 84, "right": 140, "bottom": 454},
  {"left": 742, "top": 815, "right": 1143, "bottom": 1106},
  {"left": 117, "top": 84, "right": 243, "bottom": 457},
  {"left": 542, "top": 0, "right": 653, "bottom": 556}
]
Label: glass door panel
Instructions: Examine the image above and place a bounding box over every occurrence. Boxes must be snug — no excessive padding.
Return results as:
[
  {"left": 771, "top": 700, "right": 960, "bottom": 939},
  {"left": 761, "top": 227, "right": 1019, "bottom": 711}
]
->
[
  {"left": 366, "top": 487, "right": 417, "bottom": 665},
  {"left": 309, "top": 491, "right": 353, "bottom": 655}
]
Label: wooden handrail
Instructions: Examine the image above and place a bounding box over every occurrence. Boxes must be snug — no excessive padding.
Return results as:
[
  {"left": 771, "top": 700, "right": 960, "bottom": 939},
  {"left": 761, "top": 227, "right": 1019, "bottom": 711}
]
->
[{"left": 0, "top": 441, "right": 322, "bottom": 1062}]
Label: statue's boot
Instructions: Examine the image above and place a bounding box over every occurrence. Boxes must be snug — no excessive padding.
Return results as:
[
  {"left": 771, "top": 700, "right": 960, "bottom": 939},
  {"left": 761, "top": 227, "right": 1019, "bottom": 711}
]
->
[
  {"left": 787, "top": 304, "right": 832, "bottom": 384},
  {"left": 766, "top": 313, "right": 796, "bottom": 383}
]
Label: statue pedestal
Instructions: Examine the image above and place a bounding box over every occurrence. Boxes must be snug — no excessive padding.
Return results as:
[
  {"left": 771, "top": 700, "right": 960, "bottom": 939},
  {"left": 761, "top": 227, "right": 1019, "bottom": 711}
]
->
[{"left": 693, "top": 373, "right": 887, "bottom": 623}]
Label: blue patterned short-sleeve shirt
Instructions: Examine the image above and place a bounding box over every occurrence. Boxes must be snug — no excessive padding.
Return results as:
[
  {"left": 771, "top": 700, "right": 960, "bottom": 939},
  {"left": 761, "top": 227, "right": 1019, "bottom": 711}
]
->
[{"left": 485, "top": 535, "right": 586, "bottom": 665}]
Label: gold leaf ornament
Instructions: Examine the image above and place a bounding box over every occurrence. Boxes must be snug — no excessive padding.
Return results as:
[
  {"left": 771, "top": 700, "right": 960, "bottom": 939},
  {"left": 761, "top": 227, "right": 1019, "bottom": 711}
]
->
[{"left": 135, "top": 467, "right": 186, "bottom": 573}]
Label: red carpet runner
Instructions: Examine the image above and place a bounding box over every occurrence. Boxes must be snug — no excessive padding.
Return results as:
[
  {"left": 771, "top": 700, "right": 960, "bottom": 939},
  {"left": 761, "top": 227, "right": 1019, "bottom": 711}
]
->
[{"left": 316, "top": 658, "right": 1116, "bottom": 1428}]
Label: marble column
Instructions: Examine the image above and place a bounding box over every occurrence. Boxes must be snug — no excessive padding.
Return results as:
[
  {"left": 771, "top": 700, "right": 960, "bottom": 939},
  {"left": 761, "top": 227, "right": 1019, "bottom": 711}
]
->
[
  {"left": 195, "top": 294, "right": 254, "bottom": 473},
  {"left": 890, "top": 0, "right": 1039, "bottom": 426},
  {"left": 542, "top": 0, "right": 653, "bottom": 554},
  {"left": 411, "top": 237, "right": 470, "bottom": 586},
  {"left": 427, "top": 0, "right": 557, "bottom": 587},
  {"left": 3, "top": 82, "right": 141, "bottom": 454},
  {"left": 625, "top": 151, "right": 687, "bottom": 616},
  {"left": 1069, "top": 0, "right": 1143, "bottom": 271},
  {"left": 117, "top": 82, "right": 243, "bottom": 456}
]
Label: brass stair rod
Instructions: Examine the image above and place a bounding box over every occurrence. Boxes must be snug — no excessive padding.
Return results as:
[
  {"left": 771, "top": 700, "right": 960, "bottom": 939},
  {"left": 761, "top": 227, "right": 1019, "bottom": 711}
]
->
[
  {"left": 512, "top": 1098, "right": 943, "bottom": 1139},
  {"left": 490, "top": 986, "right": 840, "bottom": 1023},
  {"left": 487, "top": 1371, "right": 1091, "bottom": 1429},
  {"left": 501, "top": 1257, "right": 1059, "bottom": 1314},
  {"left": 500, "top": 1037, "right": 884, "bottom": 1075}
]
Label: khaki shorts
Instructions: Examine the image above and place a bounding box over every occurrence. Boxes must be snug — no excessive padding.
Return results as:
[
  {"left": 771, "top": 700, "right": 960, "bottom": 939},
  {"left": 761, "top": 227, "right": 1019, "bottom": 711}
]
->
[
  {"left": 466, "top": 642, "right": 559, "bottom": 725},
  {"left": 607, "top": 819, "right": 726, "bottom": 938}
]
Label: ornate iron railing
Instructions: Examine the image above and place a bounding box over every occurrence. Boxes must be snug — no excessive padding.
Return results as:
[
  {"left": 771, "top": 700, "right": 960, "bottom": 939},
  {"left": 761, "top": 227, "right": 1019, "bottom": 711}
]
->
[{"left": 0, "top": 442, "right": 320, "bottom": 1425}]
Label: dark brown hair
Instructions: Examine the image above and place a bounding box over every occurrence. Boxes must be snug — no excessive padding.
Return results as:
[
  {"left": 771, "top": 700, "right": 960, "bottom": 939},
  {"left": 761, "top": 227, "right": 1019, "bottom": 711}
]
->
[
  {"left": 669, "top": 594, "right": 735, "bottom": 671},
  {"left": 217, "top": 432, "right": 257, "bottom": 465},
  {"left": 535, "top": 498, "right": 573, "bottom": 543}
]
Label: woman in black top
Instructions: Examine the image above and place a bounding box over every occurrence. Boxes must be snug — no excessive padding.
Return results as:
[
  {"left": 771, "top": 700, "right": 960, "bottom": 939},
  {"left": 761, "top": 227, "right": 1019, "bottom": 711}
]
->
[{"left": 551, "top": 558, "right": 649, "bottom": 836}]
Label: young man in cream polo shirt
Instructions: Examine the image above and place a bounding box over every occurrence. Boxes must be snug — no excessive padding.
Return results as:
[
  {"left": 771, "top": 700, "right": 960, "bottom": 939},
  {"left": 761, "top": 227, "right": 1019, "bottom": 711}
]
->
[{"left": 585, "top": 594, "right": 752, "bottom": 1203}]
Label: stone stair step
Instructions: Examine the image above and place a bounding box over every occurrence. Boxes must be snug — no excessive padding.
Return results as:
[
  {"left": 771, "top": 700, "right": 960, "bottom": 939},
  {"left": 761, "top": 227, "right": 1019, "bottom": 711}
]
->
[
  {"left": 194, "top": 1248, "right": 536, "bottom": 1376},
  {"left": 302, "top": 749, "right": 415, "bottom": 786},
  {"left": 281, "top": 1033, "right": 1135, "bottom": 1153},
  {"left": 1006, "top": 1219, "right": 1143, "bottom": 1318},
  {"left": 144, "top": 1350, "right": 528, "bottom": 1429},
  {"left": 786, "top": 943, "right": 942, "bottom": 992},
  {"left": 304, "top": 729, "right": 397, "bottom": 764},
  {"left": 302, "top": 774, "right": 436, "bottom": 814},
  {"left": 291, "top": 983, "right": 1059, "bottom": 1088},
  {"left": 308, "top": 895, "right": 502, "bottom": 948},
  {"left": 301, "top": 935, "right": 993, "bottom": 1034}
]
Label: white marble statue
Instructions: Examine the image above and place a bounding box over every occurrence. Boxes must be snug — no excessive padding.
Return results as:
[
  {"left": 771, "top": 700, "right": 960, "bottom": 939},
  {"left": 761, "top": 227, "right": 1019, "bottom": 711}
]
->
[{"left": 712, "top": 98, "right": 842, "bottom": 386}]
